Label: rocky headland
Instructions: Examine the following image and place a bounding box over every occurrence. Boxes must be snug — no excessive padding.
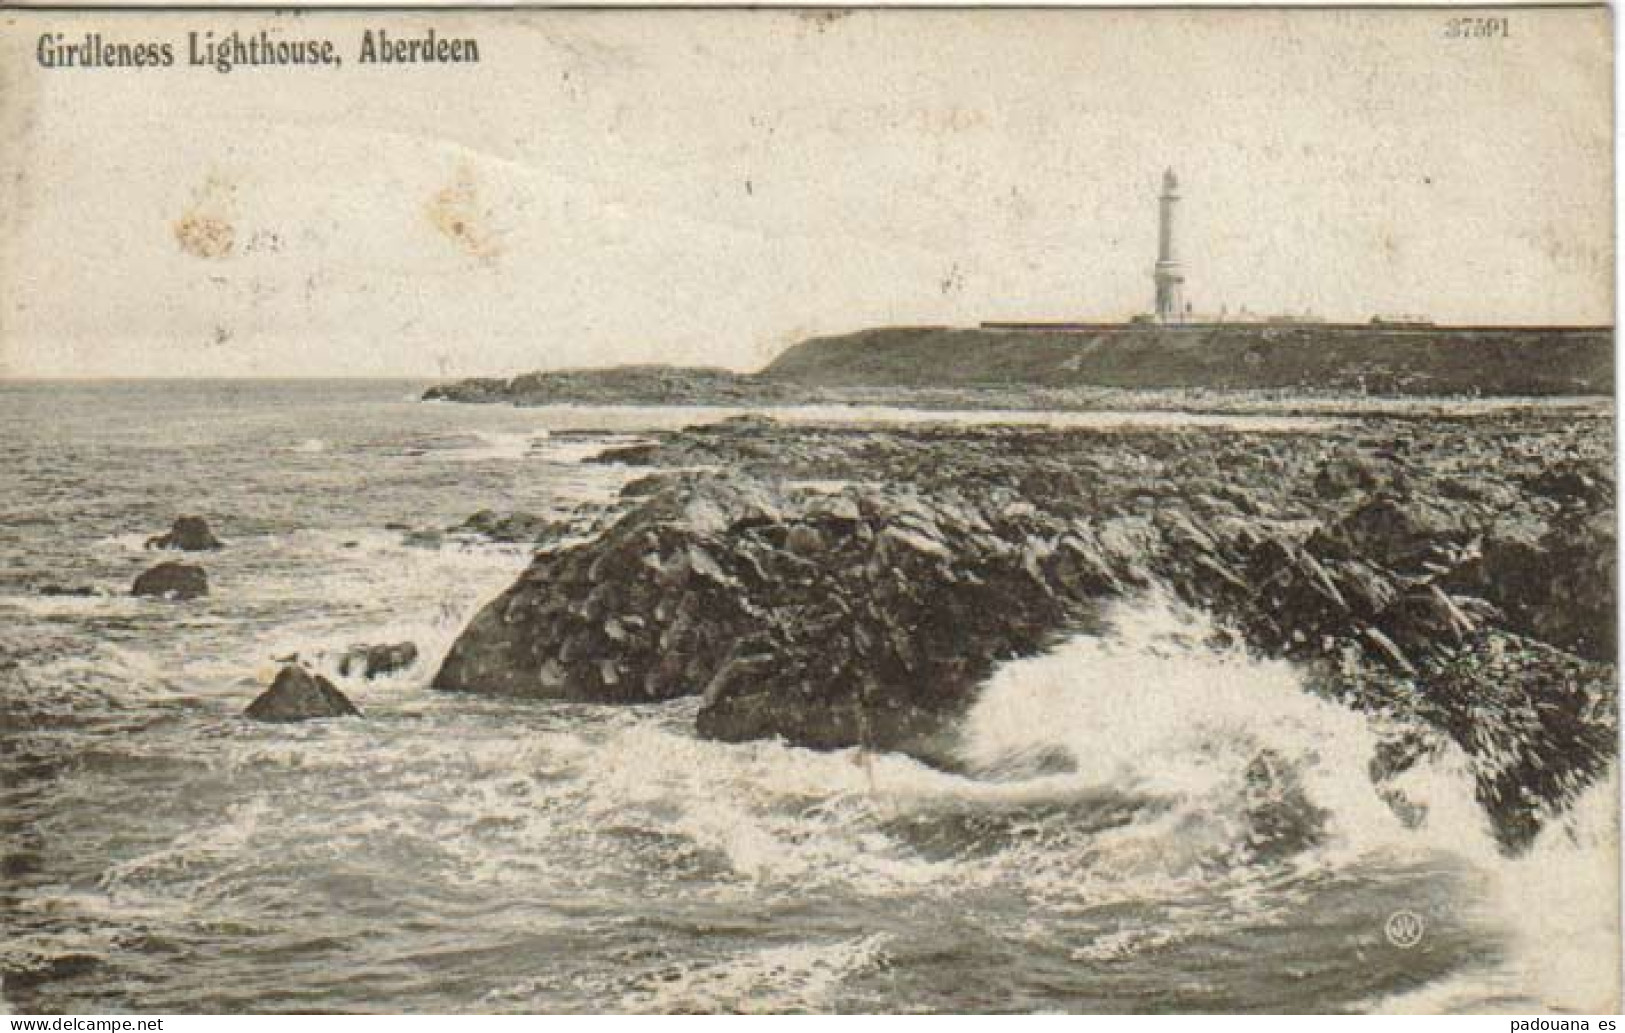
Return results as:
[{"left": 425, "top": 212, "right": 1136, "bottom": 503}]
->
[
  {"left": 424, "top": 364, "right": 804, "bottom": 406},
  {"left": 432, "top": 411, "right": 1616, "bottom": 850},
  {"left": 764, "top": 324, "right": 1613, "bottom": 396},
  {"left": 423, "top": 324, "right": 1613, "bottom": 407}
]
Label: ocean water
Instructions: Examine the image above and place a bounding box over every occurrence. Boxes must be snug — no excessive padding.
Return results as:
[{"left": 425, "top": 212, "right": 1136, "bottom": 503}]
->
[{"left": 0, "top": 380, "right": 1616, "bottom": 1014}]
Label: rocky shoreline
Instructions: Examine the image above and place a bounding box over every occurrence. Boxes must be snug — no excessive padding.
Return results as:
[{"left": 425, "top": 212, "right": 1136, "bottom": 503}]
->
[
  {"left": 423, "top": 371, "right": 1612, "bottom": 418},
  {"left": 432, "top": 411, "right": 1616, "bottom": 850}
]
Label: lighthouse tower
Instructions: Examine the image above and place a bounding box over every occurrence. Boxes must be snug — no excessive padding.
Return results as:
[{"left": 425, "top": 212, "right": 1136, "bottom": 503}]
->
[{"left": 1154, "top": 168, "right": 1186, "bottom": 324}]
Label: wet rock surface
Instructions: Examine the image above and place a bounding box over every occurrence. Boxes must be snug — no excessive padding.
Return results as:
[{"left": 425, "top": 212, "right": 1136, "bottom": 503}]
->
[
  {"left": 131, "top": 562, "right": 209, "bottom": 600},
  {"left": 436, "top": 413, "right": 1616, "bottom": 848},
  {"left": 245, "top": 665, "right": 362, "bottom": 722}
]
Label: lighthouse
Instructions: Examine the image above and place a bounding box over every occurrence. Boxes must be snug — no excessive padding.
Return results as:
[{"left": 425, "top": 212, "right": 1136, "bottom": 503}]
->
[{"left": 1154, "top": 168, "right": 1186, "bottom": 324}]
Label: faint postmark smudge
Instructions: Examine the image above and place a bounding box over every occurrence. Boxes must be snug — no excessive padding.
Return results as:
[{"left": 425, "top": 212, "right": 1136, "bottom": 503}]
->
[{"left": 1385, "top": 909, "right": 1426, "bottom": 949}]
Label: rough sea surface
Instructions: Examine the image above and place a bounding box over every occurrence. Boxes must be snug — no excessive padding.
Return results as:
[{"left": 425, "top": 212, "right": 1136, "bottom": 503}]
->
[{"left": 1, "top": 380, "right": 1616, "bottom": 1014}]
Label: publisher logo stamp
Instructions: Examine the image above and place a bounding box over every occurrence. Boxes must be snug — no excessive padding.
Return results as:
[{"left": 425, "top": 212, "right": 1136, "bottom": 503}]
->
[{"left": 1385, "top": 909, "right": 1426, "bottom": 949}]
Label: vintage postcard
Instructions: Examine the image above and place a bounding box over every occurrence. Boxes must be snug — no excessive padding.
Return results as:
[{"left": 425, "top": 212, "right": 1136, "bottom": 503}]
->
[{"left": 0, "top": 5, "right": 1616, "bottom": 1015}]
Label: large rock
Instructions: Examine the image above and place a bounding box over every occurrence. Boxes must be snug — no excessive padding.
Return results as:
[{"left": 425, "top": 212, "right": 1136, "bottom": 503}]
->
[
  {"left": 431, "top": 418, "right": 1618, "bottom": 849},
  {"left": 338, "top": 641, "right": 419, "bottom": 679},
  {"left": 245, "top": 665, "right": 362, "bottom": 722},
  {"left": 435, "top": 472, "right": 1123, "bottom": 755},
  {"left": 693, "top": 491, "right": 1117, "bottom": 758},
  {"left": 433, "top": 478, "right": 771, "bottom": 703},
  {"left": 131, "top": 562, "right": 208, "bottom": 600},
  {"left": 145, "top": 516, "right": 223, "bottom": 552}
]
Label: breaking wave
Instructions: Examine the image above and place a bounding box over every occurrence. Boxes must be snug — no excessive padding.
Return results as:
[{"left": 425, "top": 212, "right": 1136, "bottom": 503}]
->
[{"left": 955, "top": 595, "right": 1618, "bottom": 1013}]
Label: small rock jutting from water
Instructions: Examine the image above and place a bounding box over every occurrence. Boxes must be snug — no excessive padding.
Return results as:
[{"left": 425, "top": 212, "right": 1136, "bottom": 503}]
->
[
  {"left": 131, "top": 561, "right": 209, "bottom": 600},
  {"left": 245, "top": 665, "right": 362, "bottom": 722},
  {"left": 37, "top": 584, "right": 103, "bottom": 598},
  {"left": 145, "top": 515, "right": 224, "bottom": 552}
]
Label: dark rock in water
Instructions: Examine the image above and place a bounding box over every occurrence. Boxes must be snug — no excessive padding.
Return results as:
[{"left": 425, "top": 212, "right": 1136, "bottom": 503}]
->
[
  {"left": 711, "top": 413, "right": 779, "bottom": 431},
  {"left": 1241, "top": 749, "right": 1330, "bottom": 861},
  {"left": 619, "top": 473, "right": 672, "bottom": 498},
  {"left": 131, "top": 562, "right": 208, "bottom": 600},
  {"left": 245, "top": 665, "right": 362, "bottom": 722},
  {"left": 338, "top": 641, "right": 419, "bottom": 679},
  {"left": 451, "top": 509, "right": 560, "bottom": 544},
  {"left": 401, "top": 528, "right": 444, "bottom": 549},
  {"left": 145, "top": 515, "right": 223, "bottom": 552}
]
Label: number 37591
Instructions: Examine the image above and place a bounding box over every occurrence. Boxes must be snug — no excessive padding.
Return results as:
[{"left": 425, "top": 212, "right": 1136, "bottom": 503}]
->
[{"left": 1444, "top": 16, "right": 1511, "bottom": 39}]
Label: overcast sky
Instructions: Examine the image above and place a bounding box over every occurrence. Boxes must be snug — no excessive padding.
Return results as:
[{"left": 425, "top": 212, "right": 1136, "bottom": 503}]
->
[{"left": 0, "top": 7, "right": 1612, "bottom": 378}]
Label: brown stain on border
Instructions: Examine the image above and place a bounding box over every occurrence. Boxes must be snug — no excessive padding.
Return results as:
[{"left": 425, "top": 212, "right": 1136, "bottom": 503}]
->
[{"left": 174, "top": 173, "right": 238, "bottom": 260}]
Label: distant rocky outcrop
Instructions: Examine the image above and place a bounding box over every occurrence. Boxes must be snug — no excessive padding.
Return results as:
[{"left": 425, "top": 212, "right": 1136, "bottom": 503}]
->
[
  {"left": 338, "top": 642, "right": 419, "bottom": 680},
  {"left": 421, "top": 377, "right": 510, "bottom": 403},
  {"left": 132, "top": 562, "right": 209, "bottom": 600},
  {"left": 245, "top": 666, "right": 362, "bottom": 722},
  {"left": 145, "top": 516, "right": 223, "bottom": 552},
  {"left": 433, "top": 416, "right": 1616, "bottom": 849}
]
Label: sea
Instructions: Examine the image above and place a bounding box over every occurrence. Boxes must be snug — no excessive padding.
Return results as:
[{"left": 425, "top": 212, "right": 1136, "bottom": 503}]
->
[{"left": 0, "top": 379, "right": 1617, "bottom": 1014}]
